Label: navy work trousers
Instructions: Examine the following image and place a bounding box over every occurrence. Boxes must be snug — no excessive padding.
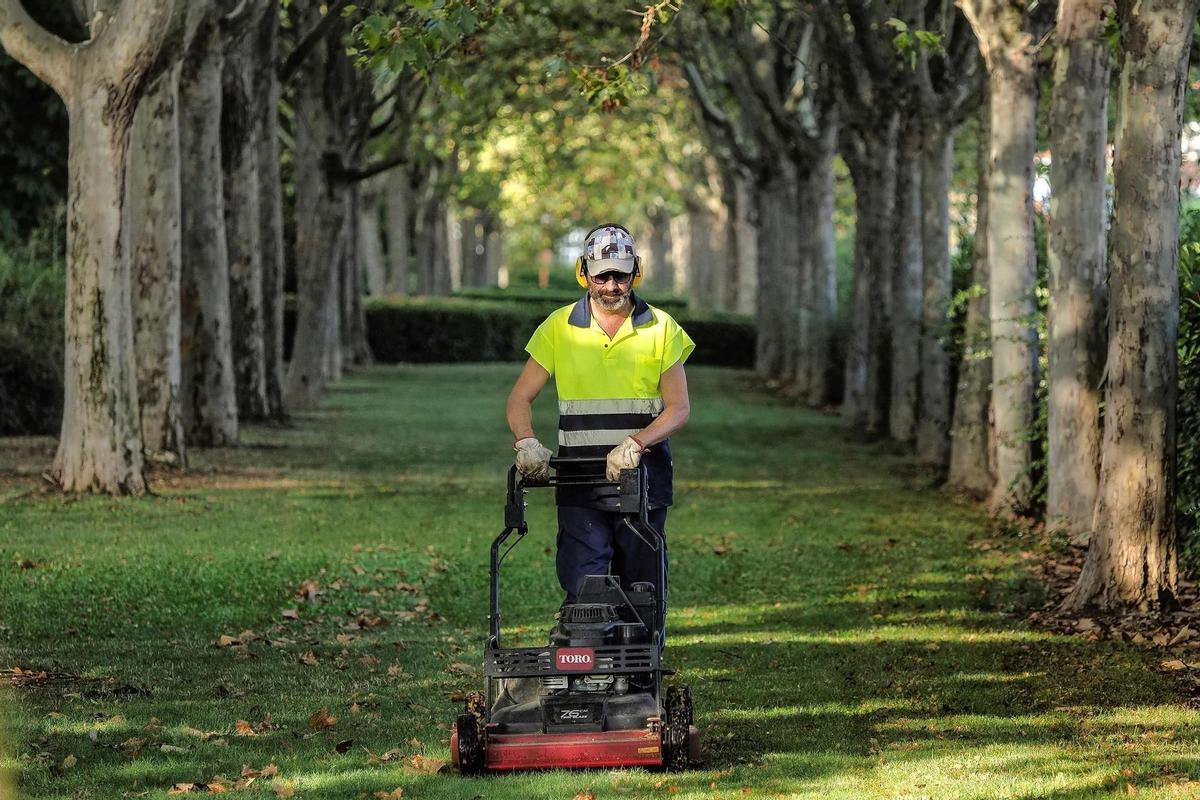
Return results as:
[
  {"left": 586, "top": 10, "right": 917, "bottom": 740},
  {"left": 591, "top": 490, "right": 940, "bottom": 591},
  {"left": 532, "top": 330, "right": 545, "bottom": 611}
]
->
[{"left": 556, "top": 505, "right": 669, "bottom": 603}]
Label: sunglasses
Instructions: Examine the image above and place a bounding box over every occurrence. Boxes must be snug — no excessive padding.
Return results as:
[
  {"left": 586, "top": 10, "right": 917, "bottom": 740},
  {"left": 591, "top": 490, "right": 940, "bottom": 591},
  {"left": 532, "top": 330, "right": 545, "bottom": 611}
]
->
[{"left": 588, "top": 271, "right": 633, "bottom": 286}]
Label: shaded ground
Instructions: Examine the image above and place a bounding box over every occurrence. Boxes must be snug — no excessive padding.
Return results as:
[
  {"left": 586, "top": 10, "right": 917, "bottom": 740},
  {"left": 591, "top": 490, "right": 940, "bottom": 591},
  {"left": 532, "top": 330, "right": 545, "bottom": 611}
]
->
[{"left": 1, "top": 364, "right": 1198, "bottom": 799}]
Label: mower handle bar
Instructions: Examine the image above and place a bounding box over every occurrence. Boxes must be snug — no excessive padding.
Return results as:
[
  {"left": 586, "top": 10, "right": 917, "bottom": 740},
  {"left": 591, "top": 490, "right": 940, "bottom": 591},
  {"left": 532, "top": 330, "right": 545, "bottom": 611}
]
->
[{"left": 489, "top": 460, "right": 667, "bottom": 650}]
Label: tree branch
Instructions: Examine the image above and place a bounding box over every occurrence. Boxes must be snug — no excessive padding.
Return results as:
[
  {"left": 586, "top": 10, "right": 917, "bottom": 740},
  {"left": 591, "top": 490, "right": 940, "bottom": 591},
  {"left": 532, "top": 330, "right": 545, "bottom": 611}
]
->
[
  {"left": 0, "top": 0, "right": 76, "bottom": 96},
  {"left": 278, "top": 0, "right": 350, "bottom": 83}
]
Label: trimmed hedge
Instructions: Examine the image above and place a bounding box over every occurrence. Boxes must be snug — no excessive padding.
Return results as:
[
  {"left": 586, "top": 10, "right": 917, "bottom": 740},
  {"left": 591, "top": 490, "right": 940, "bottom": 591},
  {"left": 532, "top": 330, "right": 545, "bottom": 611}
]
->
[
  {"left": 284, "top": 296, "right": 755, "bottom": 369},
  {"left": 453, "top": 286, "right": 689, "bottom": 313}
]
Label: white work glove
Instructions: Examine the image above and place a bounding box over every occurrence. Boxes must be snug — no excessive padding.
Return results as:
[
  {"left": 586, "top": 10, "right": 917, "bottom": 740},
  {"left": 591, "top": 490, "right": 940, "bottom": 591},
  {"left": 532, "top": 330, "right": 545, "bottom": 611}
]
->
[
  {"left": 606, "top": 436, "right": 646, "bottom": 481},
  {"left": 514, "top": 437, "right": 552, "bottom": 481}
]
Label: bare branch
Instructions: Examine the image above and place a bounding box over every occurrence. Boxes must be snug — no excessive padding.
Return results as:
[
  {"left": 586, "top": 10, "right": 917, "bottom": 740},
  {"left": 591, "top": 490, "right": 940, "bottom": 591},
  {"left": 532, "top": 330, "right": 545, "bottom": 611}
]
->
[{"left": 0, "top": 0, "right": 76, "bottom": 96}]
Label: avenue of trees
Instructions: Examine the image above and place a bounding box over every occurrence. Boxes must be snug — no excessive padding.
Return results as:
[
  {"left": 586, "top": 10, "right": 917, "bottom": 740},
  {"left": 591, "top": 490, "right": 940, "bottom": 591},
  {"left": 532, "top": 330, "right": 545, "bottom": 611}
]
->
[{"left": 2, "top": 0, "right": 1200, "bottom": 616}]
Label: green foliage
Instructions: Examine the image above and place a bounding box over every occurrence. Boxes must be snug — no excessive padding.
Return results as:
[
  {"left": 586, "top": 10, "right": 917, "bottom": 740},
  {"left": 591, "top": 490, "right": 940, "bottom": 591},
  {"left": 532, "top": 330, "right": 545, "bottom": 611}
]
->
[
  {"left": 0, "top": 238, "right": 64, "bottom": 435},
  {"left": 1177, "top": 207, "right": 1200, "bottom": 571},
  {"left": 885, "top": 17, "right": 945, "bottom": 69}
]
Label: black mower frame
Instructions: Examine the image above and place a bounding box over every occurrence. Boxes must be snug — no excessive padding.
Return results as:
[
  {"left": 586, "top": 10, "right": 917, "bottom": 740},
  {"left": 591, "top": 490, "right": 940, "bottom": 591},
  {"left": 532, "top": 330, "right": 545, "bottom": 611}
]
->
[{"left": 484, "top": 458, "right": 668, "bottom": 712}]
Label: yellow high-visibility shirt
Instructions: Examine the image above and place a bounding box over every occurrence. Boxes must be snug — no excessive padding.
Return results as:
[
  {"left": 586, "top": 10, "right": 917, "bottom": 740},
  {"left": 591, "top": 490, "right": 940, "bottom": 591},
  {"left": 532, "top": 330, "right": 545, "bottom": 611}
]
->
[{"left": 524, "top": 293, "right": 695, "bottom": 510}]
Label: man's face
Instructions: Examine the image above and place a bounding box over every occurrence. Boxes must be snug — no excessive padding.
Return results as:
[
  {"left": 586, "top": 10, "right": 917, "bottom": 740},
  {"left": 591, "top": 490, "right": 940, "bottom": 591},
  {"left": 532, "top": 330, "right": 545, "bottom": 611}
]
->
[{"left": 587, "top": 270, "right": 633, "bottom": 312}]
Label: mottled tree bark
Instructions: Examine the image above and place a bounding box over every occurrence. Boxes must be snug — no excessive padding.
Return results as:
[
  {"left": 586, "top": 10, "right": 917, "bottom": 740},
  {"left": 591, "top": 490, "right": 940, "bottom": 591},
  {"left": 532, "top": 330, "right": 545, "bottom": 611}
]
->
[
  {"left": 959, "top": 0, "right": 1042, "bottom": 514},
  {"left": 917, "top": 119, "right": 956, "bottom": 466},
  {"left": 732, "top": 172, "right": 758, "bottom": 317},
  {"left": 645, "top": 210, "right": 674, "bottom": 294},
  {"left": 128, "top": 62, "right": 185, "bottom": 464},
  {"left": 1062, "top": 0, "right": 1198, "bottom": 612},
  {"left": 806, "top": 113, "right": 839, "bottom": 407},
  {"left": 221, "top": 8, "right": 269, "bottom": 421},
  {"left": 384, "top": 165, "right": 410, "bottom": 295},
  {"left": 842, "top": 116, "right": 899, "bottom": 433},
  {"left": 668, "top": 213, "right": 691, "bottom": 296},
  {"left": 0, "top": 0, "right": 182, "bottom": 493},
  {"left": 359, "top": 185, "right": 387, "bottom": 296},
  {"left": 890, "top": 119, "right": 925, "bottom": 443},
  {"left": 252, "top": 0, "right": 286, "bottom": 420},
  {"left": 754, "top": 162, "right": 799, "bottom": 382},
  {"left": 1046, "top": 0, "right": 1111, "bottom": 542},
  {"left": 341, "top": 186, "right": 370, "bottom": 365},
  {"left": 948, "top": 91, "right": 995, "bottom": 495},
  {"left": 179, "top": 7, "right": 238, "bottom": 445},
  {"left": 285, "top": 22, "right": 346, "bottom": 409}
]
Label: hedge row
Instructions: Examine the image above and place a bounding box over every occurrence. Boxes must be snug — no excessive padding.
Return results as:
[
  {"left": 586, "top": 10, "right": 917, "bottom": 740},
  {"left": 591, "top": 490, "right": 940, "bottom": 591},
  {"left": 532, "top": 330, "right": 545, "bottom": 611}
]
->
[{"left": 283, "top": 297, "right": 756, "bottom": 368}]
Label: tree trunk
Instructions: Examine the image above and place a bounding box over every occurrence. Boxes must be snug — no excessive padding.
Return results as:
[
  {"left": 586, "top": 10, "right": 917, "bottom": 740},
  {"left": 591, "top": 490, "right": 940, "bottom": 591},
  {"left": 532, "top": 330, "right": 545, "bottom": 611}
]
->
[
  {"left": 732, "top": 172, "right": 758, "bottom": 317},
  {"left": 1061, "top": 0, "right": 1198, "bottom": 612},
  {"left": 360, "top": 185, "right": 387, "bottom": 296},
  {"left": 842, "top": 115, "right": 899, "bottom": 433},
  {"left": 484, "top": 220, "right": 502, "bottom": 287},
  {"left": 1046, "top": 0, "right": 1110, "bottom": 542},
  {"left": 460, "top": 210, "right": 479, "bottom": 288},
  {"left": 754, "top": 162, "right": 799, "bottom": 381},
  {"left": 446, "top": 203, "right": 463, "bottom": 293},
  {"left": 284, "top": 9, "right": 345, "bottom": 410},
  {"left": 221, "top": 14, "right": 269, "bottom": 421},
  {"left": 384, "top": 166, "right": 410, "bottom": 295},
  {"left": 688, "top": 203, "right": 723, "bottom": 313},
  {"left": 341, "top": 186, "right": 370, "bottom": 365},
  {"left": 948, "top": 91, "right": 996, "bottom": 495},
  {"left": 55, "top": 89, "right": 147, "bottom": 492},
  {"left": 916, "top": 119, "right": 956, "bottom": 465},
  {"left": 128, "top": 62, "right": 186, "bottom": 464},
  {"left": 252, "top": 1, "right": 287, "bottom": 421},
  {"left": 890, "top": 120, "right": 925, "bottom": 443},
  {"left": 646, "top": 210, "right": 674, "bottom": 295},
  {"left": 1, "top": 0, "right": 182, "bottom": 493},
  {"left": 960, "top": 0, "right": 1042, "bottom": 514},
  {"left": 668, "top": 214, "right": 691, "bottom": 296},
  {"left": 790, "top": 158, "right": 818, "bottom": 397},
  {"left": 179, "top": 9, "right": 238, "bottom": 446},
  {"left": 807, "top": 111, "right": 839, "bottom": 407}
]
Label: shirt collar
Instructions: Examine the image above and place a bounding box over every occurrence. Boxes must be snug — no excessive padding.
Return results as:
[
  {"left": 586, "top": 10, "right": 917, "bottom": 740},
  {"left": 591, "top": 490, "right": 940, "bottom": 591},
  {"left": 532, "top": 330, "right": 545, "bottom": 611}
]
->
[{"left": 568, "top": 292, "right": 653, "bottom": 328}]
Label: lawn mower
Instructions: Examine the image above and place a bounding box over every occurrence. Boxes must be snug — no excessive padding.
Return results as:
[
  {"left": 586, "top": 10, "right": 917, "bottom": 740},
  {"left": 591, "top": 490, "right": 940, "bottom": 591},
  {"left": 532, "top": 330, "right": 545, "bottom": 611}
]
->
[{"left": 450, "top": 457, "right": 700, "bottom": 774}]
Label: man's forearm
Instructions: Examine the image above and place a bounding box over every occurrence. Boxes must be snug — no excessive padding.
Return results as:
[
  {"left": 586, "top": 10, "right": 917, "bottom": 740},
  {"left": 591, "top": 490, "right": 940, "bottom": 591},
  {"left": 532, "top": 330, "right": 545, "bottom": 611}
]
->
[
  {"left": 506, "top": 394, "right": 536, "bottom": 442},
  {"left": 635, "top": 404, "right": 690, "bottom": 448}
]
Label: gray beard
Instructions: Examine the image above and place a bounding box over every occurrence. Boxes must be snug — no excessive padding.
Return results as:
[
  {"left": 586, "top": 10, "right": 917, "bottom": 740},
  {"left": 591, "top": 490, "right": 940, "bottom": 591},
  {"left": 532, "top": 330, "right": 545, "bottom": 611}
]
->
[{"left": 590, "top": 287, "right": 631, "bottom": 313}]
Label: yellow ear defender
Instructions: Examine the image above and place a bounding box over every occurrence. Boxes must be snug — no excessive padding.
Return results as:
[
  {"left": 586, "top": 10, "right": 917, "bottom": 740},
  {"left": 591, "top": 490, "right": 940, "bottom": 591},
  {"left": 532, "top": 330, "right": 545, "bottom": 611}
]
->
[{"left": 576, "top": 223, "right": 644, "bottom": 289}]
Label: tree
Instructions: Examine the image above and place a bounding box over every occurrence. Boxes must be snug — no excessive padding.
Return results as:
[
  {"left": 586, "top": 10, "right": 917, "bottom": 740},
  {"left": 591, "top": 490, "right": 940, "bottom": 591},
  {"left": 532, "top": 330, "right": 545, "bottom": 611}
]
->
[
  {"left": 947, "top": 89, "right": 995, "bottom": 495},
  {"left": 222, "top": 0, "right": 272, "bottom": 421},
  {"left": 0, "top": 0, "right": 183, "bottom": 493},
  {"left": 957, "top": 0, "right": 1049, "bottom": 514},
  {"left": 179, "top": 2, "right": 239, "bottom": 445},
  {"left": 1045, "top": 0, "right": 1111, "bottom": 541},
  {"left": 1062, "top": 0, "right": 1200, "bottom": 612}
]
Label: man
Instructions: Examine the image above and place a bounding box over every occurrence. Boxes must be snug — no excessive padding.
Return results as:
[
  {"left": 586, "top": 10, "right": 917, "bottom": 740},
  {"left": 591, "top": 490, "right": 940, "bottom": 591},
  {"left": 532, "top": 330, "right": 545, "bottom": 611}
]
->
[{"left": 506, "top": 222, "right": 694, "bottom": 612}]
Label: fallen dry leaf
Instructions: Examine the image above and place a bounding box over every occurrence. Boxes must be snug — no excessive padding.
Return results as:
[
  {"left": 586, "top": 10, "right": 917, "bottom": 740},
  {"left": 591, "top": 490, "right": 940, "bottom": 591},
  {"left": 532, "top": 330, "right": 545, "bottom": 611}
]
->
[
  {"left": 300, "top": 651, "right": 319, "bottom": 666},
  {"left": 374, "top": 789, "right": 404, "bottom": 800},
  {"left": 573, "top": 792, "right": 596, "bottom": 800},
  {"left": 402, "top": 754, "right": 446, "bottom": 775},
  {"left": 272, "top": 779, "right": 296, "bottom": 799},
  {"left": 308, "top": 708, "right": 338, "bottom": 730},
  {"left": 234, "top": 720, "right": 256, "bottom": 736},
  {"left": 160, "top": 744, "right": 188, "bottom": 754},
  {"left": 281, "top": 608, "right": 300, "bottom": 620},
  {"left": 448, "top": 662, "right": 475, "bottom": 675},
  {"left": 295, "top": 579, "right": 321, "bottom": 601},
  {"left": 1161, "top": 659, "right": 1188, "bottom": 671},
  {"left": 61, "top": 754, "right": 77, "bottom": 769},
  {"left": 216, "top": 635, "right": 240, "bottom": 648},
  {"left": 167, "top": 784, "right": 196, "bottom": 796}
]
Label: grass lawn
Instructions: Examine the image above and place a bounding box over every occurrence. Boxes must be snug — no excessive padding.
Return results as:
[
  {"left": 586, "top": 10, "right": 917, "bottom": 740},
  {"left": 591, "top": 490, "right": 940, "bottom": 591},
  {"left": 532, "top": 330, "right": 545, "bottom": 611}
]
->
[{"left": 1, "top": 363, "right": 1198, "bottom": 799}]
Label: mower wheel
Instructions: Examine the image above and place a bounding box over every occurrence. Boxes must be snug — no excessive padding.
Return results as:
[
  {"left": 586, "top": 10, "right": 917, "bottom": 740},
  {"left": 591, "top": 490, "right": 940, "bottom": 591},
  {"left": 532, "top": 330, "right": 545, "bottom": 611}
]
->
[
  {"left": 664, "top": 685, "right": 694, "bottom": 771},
  {"left": 455, "top": 713, "right": 485, "bottom": 775}
]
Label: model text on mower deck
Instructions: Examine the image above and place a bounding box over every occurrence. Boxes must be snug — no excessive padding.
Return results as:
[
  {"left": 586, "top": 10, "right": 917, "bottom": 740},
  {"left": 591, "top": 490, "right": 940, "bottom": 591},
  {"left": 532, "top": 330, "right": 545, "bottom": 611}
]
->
[{"left": 449, "top": 459, "right": 701, "bottom": 773}]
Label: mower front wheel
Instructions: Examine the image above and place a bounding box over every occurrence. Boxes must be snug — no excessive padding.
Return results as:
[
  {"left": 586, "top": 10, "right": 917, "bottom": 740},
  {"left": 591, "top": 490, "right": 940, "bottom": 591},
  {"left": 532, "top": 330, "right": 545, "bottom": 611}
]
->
[{"left": 454, "top": 713, "right": 485, "bottom": 775}]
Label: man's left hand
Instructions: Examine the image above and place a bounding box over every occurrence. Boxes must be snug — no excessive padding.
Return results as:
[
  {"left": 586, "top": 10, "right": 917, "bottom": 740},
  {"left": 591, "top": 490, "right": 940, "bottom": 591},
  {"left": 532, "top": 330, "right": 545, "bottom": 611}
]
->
[{"left": 606, "top": 436, "right": 646, "bottom": 481}]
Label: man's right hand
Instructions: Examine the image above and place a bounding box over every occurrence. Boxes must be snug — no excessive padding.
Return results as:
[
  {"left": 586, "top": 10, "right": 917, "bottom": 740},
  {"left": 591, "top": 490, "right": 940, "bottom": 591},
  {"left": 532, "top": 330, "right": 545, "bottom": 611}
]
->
[{"left": 514, "top": 437, "right": 553, "bottom": 480}]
